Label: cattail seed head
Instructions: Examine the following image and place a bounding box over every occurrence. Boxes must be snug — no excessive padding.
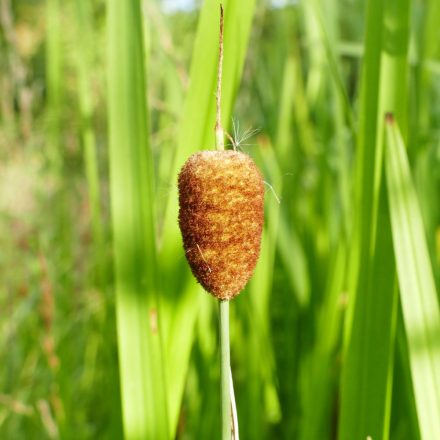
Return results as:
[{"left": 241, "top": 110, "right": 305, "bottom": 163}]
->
[{"left": 178, "top": 150, "right": 264, "bottom": 300}]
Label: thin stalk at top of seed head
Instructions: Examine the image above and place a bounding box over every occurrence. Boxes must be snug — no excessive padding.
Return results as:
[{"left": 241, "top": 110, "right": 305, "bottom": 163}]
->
[{"left": 215, "top": 4, "right": 225, "bottom": 151}]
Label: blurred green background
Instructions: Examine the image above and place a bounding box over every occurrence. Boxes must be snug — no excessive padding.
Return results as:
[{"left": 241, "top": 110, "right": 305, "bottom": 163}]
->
[{"left": 1, "top": 0, "right": 440, "bottom": 439}]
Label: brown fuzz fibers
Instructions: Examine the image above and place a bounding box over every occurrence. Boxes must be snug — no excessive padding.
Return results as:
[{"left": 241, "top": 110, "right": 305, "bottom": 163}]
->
[{"left": 178, "top": 150, "right": 264, "bottom": 300}]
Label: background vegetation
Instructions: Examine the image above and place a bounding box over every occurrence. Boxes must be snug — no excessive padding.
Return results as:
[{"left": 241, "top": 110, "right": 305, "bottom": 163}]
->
[{"left": 1, "top": 0, "right": 439, "bottom": 439}]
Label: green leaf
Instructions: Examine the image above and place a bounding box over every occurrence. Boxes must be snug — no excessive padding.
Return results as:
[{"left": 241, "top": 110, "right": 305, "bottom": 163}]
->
[
  {"left": 385, "top": 117, "right": 440, "bottom": 440},
  {"left": 299, "top": 241, "right": 347, "bottom": 440},
  {"left": 107, "top": 0, "right": 169, "bottom": 438},
  {"left": 45, "top": 0, "right": 63, "bottom": 170},
  {"left": 339, "top": 0, "right": 411, "bottom": 438},
  {"left": 74, "top": 0, "right": 104, "bottom": 285}
]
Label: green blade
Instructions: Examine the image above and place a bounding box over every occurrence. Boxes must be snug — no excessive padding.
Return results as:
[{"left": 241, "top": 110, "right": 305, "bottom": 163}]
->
[
  {"left": 45, "top": 0, "right": 63, "bottom": 171},
  {"left": 74, "top": 0, "right": 104, "bottom": 286},
  {"left": 299, "top": 241, "right": 347, "bottom": 440},
  {"left": 385, "top": 117, "right": 440, "bottom": 440},
  {"left": 107, "top": 0, "right": 169, "bottom": 438},
  {"left": 339, "top": 0, "right": 411, "bottom": 438}
]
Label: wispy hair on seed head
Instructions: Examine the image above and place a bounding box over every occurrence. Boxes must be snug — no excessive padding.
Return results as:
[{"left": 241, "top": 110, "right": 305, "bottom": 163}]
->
[
  {"left": 263, "top": 181, "right": 281, "bottom": 204},
  {"left": 226, "top": 117, "right": 260, "bottom": 151}
]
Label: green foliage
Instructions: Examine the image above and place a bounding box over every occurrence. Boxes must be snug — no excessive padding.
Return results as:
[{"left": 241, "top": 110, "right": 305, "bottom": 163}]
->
[
  {"left": 385, "top": 118, "right": 440, "bottom": 440},
  {"left": 107, "top": 0, "right": 169, "bottom": 438},
  {"left": 339, "top": 1, "right": 411, "bottom": 439}
]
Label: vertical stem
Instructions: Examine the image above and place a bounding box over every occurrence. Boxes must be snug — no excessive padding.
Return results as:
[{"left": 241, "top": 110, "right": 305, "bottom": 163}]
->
[
  {"left": 215, "top": 4, "right": 225, "bottom": 151},
  {"left": 219, "top": 300, "right": 231, "bottom": 440},
  {"left": 75, "top": 0, "right": 105, "bottom": 287},
  {"left": 46, "top": 0, "right": 62, "bottom": 172},
  {"left": 216, "top": 5, "right": 233, "bottom": 439}
]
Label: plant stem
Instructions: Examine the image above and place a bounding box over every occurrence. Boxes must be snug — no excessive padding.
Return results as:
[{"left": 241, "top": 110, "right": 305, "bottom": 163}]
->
[
  {"left": 216, "top": 6, "right": 232, "bottom": 439},
  {"left": 215, "top": 4, "right": 224, "bottom": 151},
  {"left": 219, "top": 299, "right": 231, "bottom": 440}
]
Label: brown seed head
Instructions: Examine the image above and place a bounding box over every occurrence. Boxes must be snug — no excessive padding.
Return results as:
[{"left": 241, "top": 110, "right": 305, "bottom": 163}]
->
[{"left": 178, "top": 150, "right": 264, "bottom": 300}]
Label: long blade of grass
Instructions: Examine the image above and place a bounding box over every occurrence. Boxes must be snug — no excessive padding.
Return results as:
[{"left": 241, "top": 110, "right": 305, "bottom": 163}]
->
[
  {"left": 338, "top": 0, "right": 387, "bottom": 426},
  {"left": 303, "top": 0, "right": 355, "bottom": 133},
  {"left": 339, "top": 0, "right": 411, "bottom": 438},
  {"left": 107, "top": 0, "right": 169, "bottom": 438},
  {"left": 413, "top": 0, "right": 440, "bottom": 143},
  {"left": 45, "top": 0, "right": 62, "bottom": 171},
  {"left": 412, "top": 0, "right": 440, "bottom": 287},
  {"left": 74, "top": 0, "right": 104, "bottom": 286},
  {"left": 391, "top": 308, "right": 421, "bottom": 440},
  {"left": 385, "top": 117, "right": 440, "bottom": 440},
  {"left": 339, "top": 179, "right": 398, "bottom": 440},
  {"left": 299, "top": 241, "right": 347, "bottom": 440}
]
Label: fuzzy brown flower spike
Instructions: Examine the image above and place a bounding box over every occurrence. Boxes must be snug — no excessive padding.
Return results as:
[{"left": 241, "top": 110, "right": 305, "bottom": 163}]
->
[{"left": 178, "top": 150, "right": 264, "bottom": 300}]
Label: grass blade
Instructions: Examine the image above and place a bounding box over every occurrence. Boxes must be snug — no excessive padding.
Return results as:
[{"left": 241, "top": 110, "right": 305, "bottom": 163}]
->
[
  {"left": 338, "top": 0, "right": 386, "bottom": 434},
  {"left": 74, "top": 0, "right": 104, "bottom": 285},
  {"left": 385, "top": 117, "right": 440, "bottom": 440},
  {"left": 304, "top": 0, "right": 355, "bottom": 132},
  {"left": 339, "top": 0, "right": 411, "bottom": 438},
  {"left": 45, "top": 0, "right": 62, "bottom": 170},
  {"left": 299, "top": 241, "right": 347, "bottom": 440},
  {"left": 107, "top": 0, "right": 169, "bottom": 438}
]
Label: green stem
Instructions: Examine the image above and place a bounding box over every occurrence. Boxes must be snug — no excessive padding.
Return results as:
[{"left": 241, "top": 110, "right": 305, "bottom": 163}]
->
[
  {"left": 219, "top": 299, "right": 231, "bottom": 440},
  {"left": 46, "top": 0, "right": 62, "bottom": 172},
  {"left": 217, "top": 6, "right": 231, "bottom": 439},
  {"left": 215, "top": 4, "right": 225, "bottom": 152},
  {"left": 75, "top": 0, "right": 105, "bottom": 287}
]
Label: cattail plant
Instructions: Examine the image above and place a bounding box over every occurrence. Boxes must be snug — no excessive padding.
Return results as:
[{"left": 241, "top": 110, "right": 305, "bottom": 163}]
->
[
  {"left": 178, "top": 150, "right": 264, "bottom": 300},
  {"left": 178, "top": 6, "right": 264, "bottom": 439}
]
